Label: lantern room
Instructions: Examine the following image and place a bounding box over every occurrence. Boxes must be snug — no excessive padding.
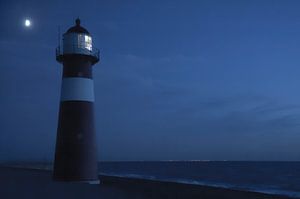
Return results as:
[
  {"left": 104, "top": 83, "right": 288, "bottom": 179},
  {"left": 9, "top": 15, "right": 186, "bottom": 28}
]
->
[{"left": 56, "top": 18, "right": 99, "bottom": 64}]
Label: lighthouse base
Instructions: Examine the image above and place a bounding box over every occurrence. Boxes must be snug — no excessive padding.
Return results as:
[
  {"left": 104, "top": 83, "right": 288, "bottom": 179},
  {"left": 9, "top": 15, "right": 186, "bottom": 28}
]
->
[
  {"left": 53, "top": 101, "right": 98, "bottom": 183},
  {"left": 59, "top": 180, "right": 100, "bottom": 184},
  {"left": 52, "top": 176, "right": 100, "bottom": 184}
]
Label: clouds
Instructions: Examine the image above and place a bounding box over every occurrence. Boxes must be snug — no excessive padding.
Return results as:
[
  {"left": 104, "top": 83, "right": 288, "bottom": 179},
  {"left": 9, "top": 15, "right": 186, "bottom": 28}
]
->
[
  {"left": 94, "top": 52, "right": 300, "bottom": 160},
  {"left": 96, "top": 91, "right": 300, "bottom": 161},
  {"left": 2, "top": 0, "right": 300, "bottom": 161}
]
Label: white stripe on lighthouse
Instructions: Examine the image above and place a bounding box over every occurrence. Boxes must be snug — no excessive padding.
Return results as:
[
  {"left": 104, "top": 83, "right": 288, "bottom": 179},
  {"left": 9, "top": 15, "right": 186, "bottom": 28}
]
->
[{"left": 60, "top": 77, "right": 94, "bottom": 102}]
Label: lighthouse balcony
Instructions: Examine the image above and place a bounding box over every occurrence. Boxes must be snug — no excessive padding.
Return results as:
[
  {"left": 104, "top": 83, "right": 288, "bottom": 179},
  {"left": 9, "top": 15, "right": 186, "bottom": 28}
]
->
[{"left": 56, "top": 45, "right": 100, "bottom": 64}]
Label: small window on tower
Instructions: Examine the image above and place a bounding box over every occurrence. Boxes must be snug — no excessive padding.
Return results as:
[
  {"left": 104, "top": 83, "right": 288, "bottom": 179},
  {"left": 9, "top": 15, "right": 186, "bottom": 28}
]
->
[{"left": 84, "top": 35, "right": 92, "bottom": 51}]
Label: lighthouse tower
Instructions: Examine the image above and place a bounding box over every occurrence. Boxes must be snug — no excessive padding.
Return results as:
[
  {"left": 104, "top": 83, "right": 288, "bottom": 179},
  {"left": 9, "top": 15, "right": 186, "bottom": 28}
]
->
[{"left": 53, "top": 19, "right": 99, "bottom": 182}]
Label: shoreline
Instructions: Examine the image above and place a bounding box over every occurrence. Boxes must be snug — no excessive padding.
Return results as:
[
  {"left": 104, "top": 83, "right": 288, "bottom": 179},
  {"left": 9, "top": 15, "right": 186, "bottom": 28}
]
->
[
  {"left": 99, "top": 172, "right": 299, "bottom": 198},
  {"left": 99, "top": 174, "right": 292, "bottom": 199},
  {"left": 0, "top": 166, "right": 293, "bottom": 199}
]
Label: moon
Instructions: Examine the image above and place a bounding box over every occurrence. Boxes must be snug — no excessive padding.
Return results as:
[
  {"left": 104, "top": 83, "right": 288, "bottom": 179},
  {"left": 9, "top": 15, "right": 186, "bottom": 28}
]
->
[{"left": 24, "top": 19, "right": 31, "bottom": 27}]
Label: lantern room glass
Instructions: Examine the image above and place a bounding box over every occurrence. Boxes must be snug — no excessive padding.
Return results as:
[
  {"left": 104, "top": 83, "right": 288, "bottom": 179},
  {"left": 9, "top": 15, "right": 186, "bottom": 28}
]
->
[{"left": 77, "top": 34, "right": 92, "bottom": 51}]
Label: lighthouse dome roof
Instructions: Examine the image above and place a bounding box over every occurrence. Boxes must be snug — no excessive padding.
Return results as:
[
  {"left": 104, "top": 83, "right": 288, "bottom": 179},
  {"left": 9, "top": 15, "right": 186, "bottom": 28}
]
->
[{"left": 66, "top": 18, "right": 90, "bottom": 35}]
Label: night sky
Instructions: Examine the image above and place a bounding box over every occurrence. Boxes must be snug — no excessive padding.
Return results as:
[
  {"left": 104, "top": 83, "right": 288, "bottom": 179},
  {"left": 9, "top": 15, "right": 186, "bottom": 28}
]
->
[{"left": 1, "top": 0, "right": 300, "bottom": 161}]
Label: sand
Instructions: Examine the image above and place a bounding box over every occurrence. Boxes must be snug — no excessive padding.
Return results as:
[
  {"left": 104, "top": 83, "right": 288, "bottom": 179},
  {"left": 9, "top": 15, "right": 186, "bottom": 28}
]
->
[{"left": 0, "top": 167, "right": 292, "bottom": 199}]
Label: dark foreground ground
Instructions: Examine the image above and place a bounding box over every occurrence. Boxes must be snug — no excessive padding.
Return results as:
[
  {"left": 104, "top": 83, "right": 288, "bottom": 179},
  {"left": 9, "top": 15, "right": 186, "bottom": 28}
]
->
[{"left": 0, "top": 167, "right": 292, "bottom": 199}]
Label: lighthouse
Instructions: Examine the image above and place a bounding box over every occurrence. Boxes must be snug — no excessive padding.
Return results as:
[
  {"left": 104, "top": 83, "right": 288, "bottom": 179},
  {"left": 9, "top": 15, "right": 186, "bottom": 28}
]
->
[{"left": 53, "top": 19, "right": 99, "bottom": 182}]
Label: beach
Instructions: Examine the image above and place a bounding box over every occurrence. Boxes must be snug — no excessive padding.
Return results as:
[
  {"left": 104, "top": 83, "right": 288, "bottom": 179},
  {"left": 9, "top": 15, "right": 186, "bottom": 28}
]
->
[{"left": 0, "top": 166, "right": 292, "bottom": 199}]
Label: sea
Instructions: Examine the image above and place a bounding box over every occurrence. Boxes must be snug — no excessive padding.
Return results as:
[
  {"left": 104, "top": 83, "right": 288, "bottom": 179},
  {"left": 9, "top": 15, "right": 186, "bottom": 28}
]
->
[{"left": 99, "top": 161, "right": 300, "bottom": 198}]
